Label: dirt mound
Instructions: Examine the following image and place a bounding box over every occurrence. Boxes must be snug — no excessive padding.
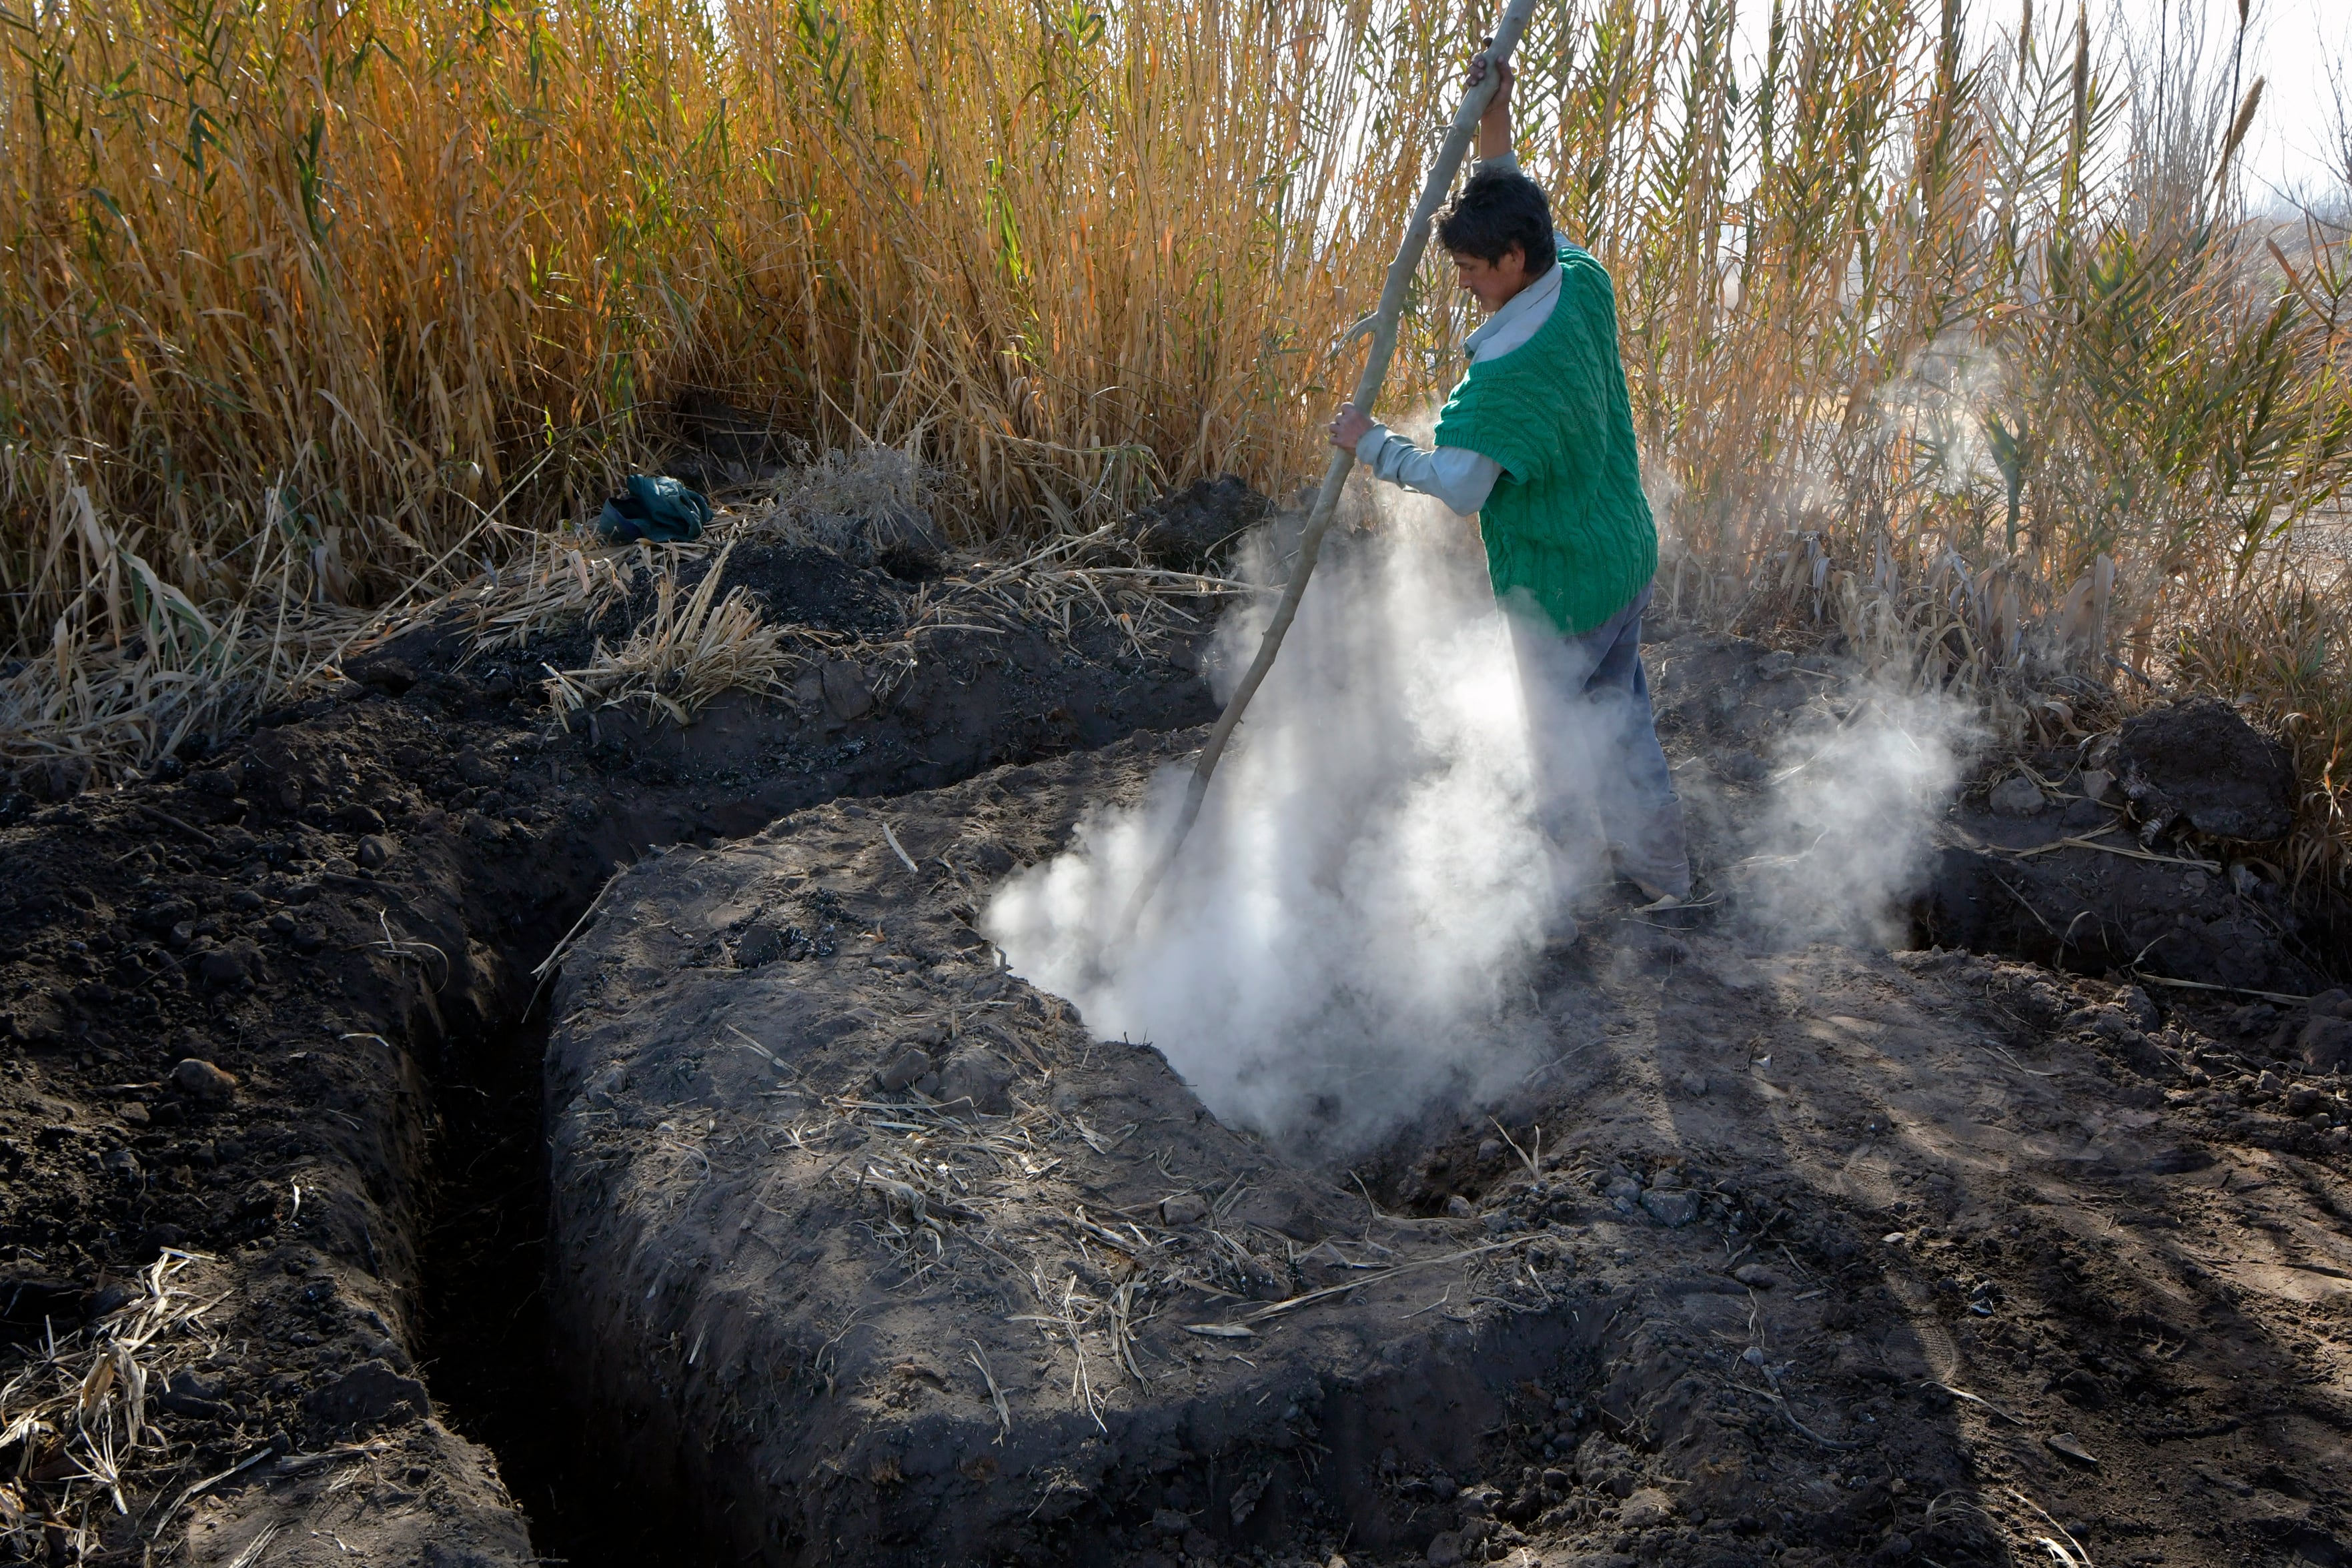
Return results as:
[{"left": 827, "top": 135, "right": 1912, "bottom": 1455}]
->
[
  {"left": 2117, "top": 696, "right": 2298, "bottom": 843},
  {"left": 1639, "top": 632, "right": 2338, "bottom": 992},
  {"left": 544, "top": 735, "right": 1590, "bottom": 1563},
  {"left": 544, "top": 720, "right": 2352, "bottom": 1567},
  {"left": 1913, "top": 734, "right": 2329, "bottom": 996},
  {"left": 1129, "top": 476, "right": 1269, "bottom": 571}
]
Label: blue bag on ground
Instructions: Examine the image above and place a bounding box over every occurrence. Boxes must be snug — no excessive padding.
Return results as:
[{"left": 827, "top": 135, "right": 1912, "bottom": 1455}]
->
[{"left": 596, "top": 474, "right": 711, "bottom": 544}]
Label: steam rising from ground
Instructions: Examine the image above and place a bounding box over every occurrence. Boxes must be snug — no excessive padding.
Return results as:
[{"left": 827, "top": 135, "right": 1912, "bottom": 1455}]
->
[
  {"left": 985, "top": 498, "right": 1565, "bottom": 1154},
  {"left": 985, "top": 496, "right": 1978, "bottom": 1154},
  {"left": 1726, "top": 684, "right": 1978, "bottom": 950}
]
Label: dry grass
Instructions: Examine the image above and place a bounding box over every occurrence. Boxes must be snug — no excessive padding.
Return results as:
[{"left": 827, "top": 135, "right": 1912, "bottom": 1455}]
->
[
  {"left": 0, "top": 1251, "right": 225, "bottom": 1560},
  {"left": 0, "top": 490, "right": 359, "bottom": 786},
  {"left": 542, "top": 540, "right": 788, "bottom": 727},
  {"left": 789, "top": 1068, "right": 1542, "bottom": 1432},
  {"left": 2, "top": 0, "right": 2348, "bottom": 882},
  {"left": 350, "top": 444, "right": 1242, "bottom": 732}
]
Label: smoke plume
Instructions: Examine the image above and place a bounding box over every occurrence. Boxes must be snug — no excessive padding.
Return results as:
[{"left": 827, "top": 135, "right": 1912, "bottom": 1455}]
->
[
  {"left": 986, "top": 488, "right": 1978, "bottom": 1154},
  {"left": 984, "top": 491, "right": 1578, "bottom": 1154},
  {"left": 1728, "top": 681, "right": 1978, "bottom": 950}
]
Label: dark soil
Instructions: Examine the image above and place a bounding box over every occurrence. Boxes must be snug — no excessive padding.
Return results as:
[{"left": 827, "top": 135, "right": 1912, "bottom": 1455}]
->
[
  {"left": 0, "top": 538, "right": 1216, "bottom": 1563},
  {"left": 528, "top": 648, "right": 2352, "bottom": 1568},
  {"left": 1, "top": 520, "right": 2346, "bottom": 1567}
]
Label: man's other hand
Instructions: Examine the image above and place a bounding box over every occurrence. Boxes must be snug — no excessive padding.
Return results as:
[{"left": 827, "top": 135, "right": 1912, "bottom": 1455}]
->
[
  {"left": 1329, "top": 404, "right": 1375, "bottom": 452},
  {"left": 1467, "top": 45, "right": 1514, "bottom": 103}
]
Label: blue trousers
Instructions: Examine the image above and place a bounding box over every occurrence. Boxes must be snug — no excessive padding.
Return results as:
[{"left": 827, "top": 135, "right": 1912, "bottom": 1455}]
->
[{"left": 1510, "top": 581, "right": 1691, "bottom": 899}]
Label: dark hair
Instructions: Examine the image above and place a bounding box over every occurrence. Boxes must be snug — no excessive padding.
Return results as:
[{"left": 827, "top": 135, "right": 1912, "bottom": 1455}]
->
[{"left": 1435, "top": 167, "right": 1555, "bottom": 276}]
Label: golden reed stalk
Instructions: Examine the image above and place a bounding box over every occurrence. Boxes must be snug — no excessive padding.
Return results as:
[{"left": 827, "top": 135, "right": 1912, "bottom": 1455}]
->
[{"left": 1, "top": 0, "right": 2346, "bottom": 882}]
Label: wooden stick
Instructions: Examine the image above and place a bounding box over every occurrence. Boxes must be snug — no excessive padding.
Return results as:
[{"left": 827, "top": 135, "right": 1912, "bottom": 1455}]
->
[{"left": 1122, "top": 0, "right": 1543, "bottom": 934}]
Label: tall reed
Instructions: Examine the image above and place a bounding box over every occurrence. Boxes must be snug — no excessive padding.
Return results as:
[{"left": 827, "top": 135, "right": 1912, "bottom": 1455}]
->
[{"left": 2, "top": 0, "right": 2347, "bottom": 882}]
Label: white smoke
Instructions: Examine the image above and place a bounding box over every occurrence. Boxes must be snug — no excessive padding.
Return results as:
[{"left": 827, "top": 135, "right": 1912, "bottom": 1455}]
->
[
  {"left": 985, "top": 484, "right": 1980, "bottom": 1152},
  {"left": 1732, "top": 682, "right": 1978, "bottom": 948},
  {"left": 984, "top": 490, "right": 1584, "bottom": 1154}
]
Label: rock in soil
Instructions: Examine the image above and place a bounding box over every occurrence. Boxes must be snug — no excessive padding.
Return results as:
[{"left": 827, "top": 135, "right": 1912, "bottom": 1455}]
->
[
  {"left": 171, "top": 1056, "right": 239, "bottom": 1102},
  {"left": 1988, "top": 773, "right": 2048, "bottom": 817}
]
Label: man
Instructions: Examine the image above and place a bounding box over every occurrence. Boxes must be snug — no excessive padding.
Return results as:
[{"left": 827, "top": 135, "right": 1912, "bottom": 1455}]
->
[{"left": 1327, "top": 48, "right": 1691, "bottom": 917}]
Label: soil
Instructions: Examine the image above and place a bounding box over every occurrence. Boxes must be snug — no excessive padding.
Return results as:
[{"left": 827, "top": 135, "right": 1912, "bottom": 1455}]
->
[
  {"left": 0, "top": 536, "right": 1216, "bottom": 1564},
  {"left": 536, "top": 655, "right": 2352, "bottom": 1568},
  {"left": 1, "top": 506, "right": 2347, "bottom": 1567}
]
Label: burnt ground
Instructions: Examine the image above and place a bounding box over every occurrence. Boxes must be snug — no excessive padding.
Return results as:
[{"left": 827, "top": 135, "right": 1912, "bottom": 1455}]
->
[{"left": 0, "top": 507, "right": 2347, "bottom": 1566}]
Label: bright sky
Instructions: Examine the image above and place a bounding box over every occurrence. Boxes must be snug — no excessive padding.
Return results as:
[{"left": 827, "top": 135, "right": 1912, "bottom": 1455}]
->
[
  {"left": 1723, "top": 0, "right": 2349, "bottom": 205},
  {"left": 2105, "top": 0, "right": 2347, "bottom": 202}
]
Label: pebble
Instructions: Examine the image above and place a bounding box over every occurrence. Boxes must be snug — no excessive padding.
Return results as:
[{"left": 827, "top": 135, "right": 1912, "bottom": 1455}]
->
[
  {"left": 1640, "top": 1188, "right": 1699, "bottom": 1227},
  {"left": 1444, "top": 1195, "right": 1475, "bottom": 1219},
  {"left": 736, "top": 924, "right": 786, "bottom": 968},
  {"left": 170, "top": 1058, "right": 238, "bottom": 1103},
  {"left": 333, "top": 803, "right": 385, "bottom": 834},
  {"left": 197, "top": 948, "right": 249, "bottom": 986},
  {"left": 1424, "top": 1531, "right": 1463, "bottom": 1567},
  {"left": 1732, "top": 1263, "right": 1781, "bottom": 1289},
  {"left": 1989, "top": 774, "right": 2048, "bottom": 816},
  {"left": 358, "top": 834, "right": 396, "bottom": 870},
  {"left": 874, "top": 1048, "right": 933, "bottom": 1094},
  {"left": 1159, "top": 1193, "right": 1211, "bottom": 1226}
]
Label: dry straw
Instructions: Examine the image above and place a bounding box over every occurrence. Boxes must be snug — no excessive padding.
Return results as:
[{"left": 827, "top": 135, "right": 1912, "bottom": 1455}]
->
[
  {"left": 0, "top": 1251, "right": 227, "bottom": 1559},
  {"left": 1, "top": 0, "right": 2346, "bottom": 879}
]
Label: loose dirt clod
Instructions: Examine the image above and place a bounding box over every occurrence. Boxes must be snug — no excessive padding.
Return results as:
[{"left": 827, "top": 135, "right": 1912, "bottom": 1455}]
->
[
  {"left": 2116, "top": 697, "right": 2297, "bottom": 842},
  {"left": 169, "top": 1058, "right": 237, "bottom": 1102}
]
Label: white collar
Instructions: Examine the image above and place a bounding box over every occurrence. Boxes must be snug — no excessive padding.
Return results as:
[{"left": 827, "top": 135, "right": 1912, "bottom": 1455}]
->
[{"left": 1462, "top": 255, "right": 1564, "bottom": 363}]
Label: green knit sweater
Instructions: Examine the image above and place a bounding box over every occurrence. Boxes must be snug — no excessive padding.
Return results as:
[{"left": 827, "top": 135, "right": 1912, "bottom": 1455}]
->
[{"left": 1432, "top": 245, "right": 1656, "bottom": 636}]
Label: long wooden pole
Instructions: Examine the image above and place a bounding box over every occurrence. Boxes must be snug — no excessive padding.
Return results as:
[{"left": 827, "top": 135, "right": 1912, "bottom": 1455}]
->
[{"left": 1121, "top": 0, "right": 1544, "bottom": 934}]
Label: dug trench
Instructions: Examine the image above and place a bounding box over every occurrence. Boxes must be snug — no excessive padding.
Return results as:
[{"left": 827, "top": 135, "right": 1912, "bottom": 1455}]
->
[
  {"left": 3, "top": 512, "right": 2351, "bottom": 1565},
  {"left": 0, "top": 524, "right": 1223, "bottom": 1563}
]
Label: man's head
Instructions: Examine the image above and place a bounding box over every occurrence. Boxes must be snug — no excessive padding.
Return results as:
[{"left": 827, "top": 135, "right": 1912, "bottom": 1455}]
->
[{"left": 1437, "top": 167, "right": 1555, "bottom": 312}]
